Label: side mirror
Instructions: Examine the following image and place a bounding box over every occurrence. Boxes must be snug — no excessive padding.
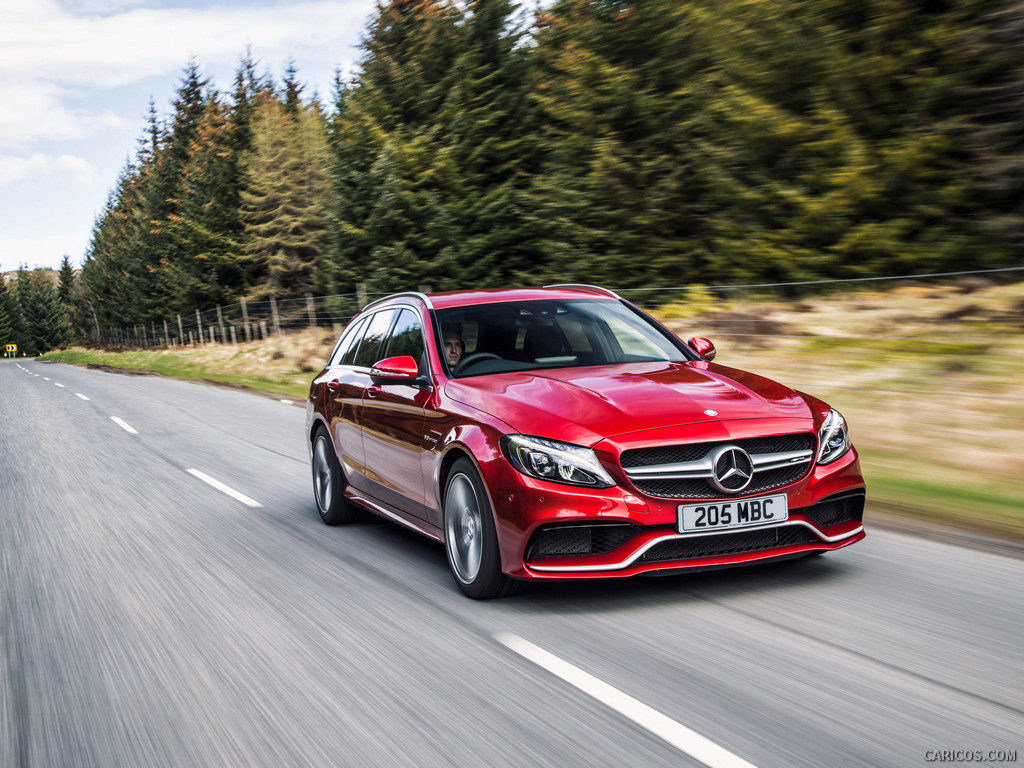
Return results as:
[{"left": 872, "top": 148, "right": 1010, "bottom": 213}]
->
[
  {"left": 687, "top": 337, "right": 716, "bottom": 361},
  {"left": 370, "top": 355, "right": 420, "bottom": 383}
]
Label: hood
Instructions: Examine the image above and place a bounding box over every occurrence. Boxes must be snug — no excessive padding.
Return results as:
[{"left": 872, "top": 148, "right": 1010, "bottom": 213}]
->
[{"left": 444, "top": 360, "right": 813, "bottom": 447}]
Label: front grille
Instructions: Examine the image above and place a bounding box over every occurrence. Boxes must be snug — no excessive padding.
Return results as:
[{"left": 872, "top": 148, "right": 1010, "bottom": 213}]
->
[
  {"left": 800, "top": 492, "right": 864, "bottom": 528},
  {"left": 638, "top": 526, "right": 821, "bottom": 563},
  {"left": 527, "top": 524, "right": 638, "bottom": 560},
  {"left": 621, "top": 433, "right": 815, "bottom": 499}
]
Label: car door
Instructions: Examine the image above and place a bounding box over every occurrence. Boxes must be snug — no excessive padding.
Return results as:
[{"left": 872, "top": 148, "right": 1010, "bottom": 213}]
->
[
  {"left": 316, "top": 314, "right": 370, "bottom": 481},
  {"left": 358, "top": 306, "right": 431, "bottom": 520},
  {"left": 329, "top": 309, "right": 396, "bottom": 490}
]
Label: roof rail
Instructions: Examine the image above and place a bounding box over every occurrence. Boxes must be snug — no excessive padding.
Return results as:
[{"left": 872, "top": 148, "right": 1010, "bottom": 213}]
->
[
  {"left": 360, "top": 291, "right": 434, "bottom": 313},
  {"left": 542, "top": 284, "right": 621, "bottom": 299}
]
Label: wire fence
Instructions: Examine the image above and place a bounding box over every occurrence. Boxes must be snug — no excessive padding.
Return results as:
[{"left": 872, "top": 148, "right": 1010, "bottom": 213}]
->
[{"left": 87, "top": 267, "right": 1024, "bottom": 351}]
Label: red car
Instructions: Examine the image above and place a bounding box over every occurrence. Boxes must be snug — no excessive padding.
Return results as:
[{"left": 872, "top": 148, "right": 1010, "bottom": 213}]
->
[{"left": 306, "top": 285, "right": 865, "bottom": 598}]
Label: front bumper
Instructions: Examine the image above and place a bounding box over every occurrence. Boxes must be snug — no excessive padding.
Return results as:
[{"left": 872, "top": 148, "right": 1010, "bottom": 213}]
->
[{"left": 487, "top": 444, "right": 865, "bottom": 581}]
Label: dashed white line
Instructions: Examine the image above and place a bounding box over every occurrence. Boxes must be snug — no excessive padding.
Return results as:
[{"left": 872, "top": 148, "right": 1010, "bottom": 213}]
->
[
  {"left": 495, "top": 633, "right": 758, "bottom": 768},
  {"left": 54, "top": 382, "right": 65, "bottom": 388},
  {"left": 186, "top": 469, "right": 262, "bottom": 508},
  {"left": 76, "top": 393, "right": 90, "bottom": 400},
  {"left": 43, "top": 377, "right": 50, "bottom": 381},
  {"left": 110, "top": 417, "right": 139, "bottom": 434}
]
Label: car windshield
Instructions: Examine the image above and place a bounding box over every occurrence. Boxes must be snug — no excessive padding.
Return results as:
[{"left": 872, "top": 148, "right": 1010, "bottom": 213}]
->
[{"left": 437, "top": 299, "right": 691, "bottom": 377}]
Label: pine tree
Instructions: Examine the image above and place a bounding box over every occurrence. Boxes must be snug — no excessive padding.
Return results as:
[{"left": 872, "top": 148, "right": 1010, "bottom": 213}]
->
[
  {"left": 324, "top": 0, "right": 463, "bottom": 295},
  {"left": 960, "top": 0, "right": 1024, "bottom": 256},
  {"left": 81, "top": 161, "right": 150, "bottom": 328},
  {"left": 241, "top": 95, "right": 332, "bottom": 298},
  {"left": 437, "top": 0, "right": 541, "bottom": 286},
  {"left": 529, "top": 0, "right": 702, "bottom": 287},
  {"left": 144, "top": 62, "right": 211, "bottom": 316},
  {"left": 14, "top": 269, "right": 70, "bottom": 355},
  {"left": 0, "top": 276, "right": 17, "bottom": 351}
]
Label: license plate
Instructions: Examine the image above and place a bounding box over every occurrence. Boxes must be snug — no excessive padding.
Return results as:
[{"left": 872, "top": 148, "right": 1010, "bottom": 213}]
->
[{"left": 678, "top": 494, "right": 788, "bottom": 533}]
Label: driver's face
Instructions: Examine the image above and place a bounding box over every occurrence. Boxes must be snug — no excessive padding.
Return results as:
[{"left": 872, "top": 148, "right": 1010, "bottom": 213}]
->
[{"left": 443, "top": 334, "right": 463, "bottom": 367}]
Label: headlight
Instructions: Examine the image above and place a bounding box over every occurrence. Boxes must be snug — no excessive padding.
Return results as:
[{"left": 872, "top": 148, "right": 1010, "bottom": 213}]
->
[
  {"left": 817, "top": 409, "right": 851, "bottom": 465},
  {"left": 501, "top": 435, "right": 616, "bottom": 488}
]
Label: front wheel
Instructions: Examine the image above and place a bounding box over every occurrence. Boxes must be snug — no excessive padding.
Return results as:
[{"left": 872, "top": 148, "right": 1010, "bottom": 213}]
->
[
  {"left": 311, "top": 427, "right": 363, "bottom": 525},
  {"left": 443, "top": 458, "right": 519, "bottom": 599}
]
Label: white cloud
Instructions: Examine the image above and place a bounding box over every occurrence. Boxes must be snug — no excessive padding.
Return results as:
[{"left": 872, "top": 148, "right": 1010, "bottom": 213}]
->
[
  {"left": 0, "top": 152, "right": 98, "bottom": 187},
  {"left": 0, "top": 234, "right": 88, "bottom": 271},
  {"left": 0, "top": 0, "right": 371, "bottom": 149}
]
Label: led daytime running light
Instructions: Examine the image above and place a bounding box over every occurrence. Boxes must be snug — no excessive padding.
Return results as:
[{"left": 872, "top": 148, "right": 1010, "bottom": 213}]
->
[{"left": 502, "top": 435, "right": 615, "bottom": 488}]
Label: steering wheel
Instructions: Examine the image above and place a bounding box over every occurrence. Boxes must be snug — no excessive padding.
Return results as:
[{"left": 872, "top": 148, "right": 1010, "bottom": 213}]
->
[{"left": 454, "top": 352, "right": 502, "bottom": 374}]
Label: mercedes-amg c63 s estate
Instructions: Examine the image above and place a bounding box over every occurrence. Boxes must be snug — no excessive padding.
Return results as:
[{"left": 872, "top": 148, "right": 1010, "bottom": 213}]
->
[{"left": 306, "top": 285, "right": 865, "bottom": 598}]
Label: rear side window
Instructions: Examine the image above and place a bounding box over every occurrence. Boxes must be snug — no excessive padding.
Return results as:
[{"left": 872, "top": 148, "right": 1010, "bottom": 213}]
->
[
  {"left": 385, "top": 308, "right": 426, "bottom": 368},
  {"left": 332, "top": 316, "right": 369, "bottom": 367},
  {"left": 353, "top": 309, "right": 396, "bottom": 368}
]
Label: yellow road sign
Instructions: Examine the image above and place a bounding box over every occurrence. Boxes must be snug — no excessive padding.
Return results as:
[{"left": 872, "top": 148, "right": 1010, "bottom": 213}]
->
[{"left": 5, "top": 344, "right": 16, "bottom": 353}]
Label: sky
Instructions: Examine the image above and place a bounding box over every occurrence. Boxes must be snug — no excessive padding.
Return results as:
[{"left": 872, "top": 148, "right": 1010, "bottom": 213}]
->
[{"left": 0, "top": 0, "right": 379, "bottom": 274}]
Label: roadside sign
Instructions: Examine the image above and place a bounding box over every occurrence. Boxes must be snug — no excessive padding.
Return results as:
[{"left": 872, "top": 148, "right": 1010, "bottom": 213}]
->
[{"left": 5, "top": 344, "right": 15, "bottom": 353}]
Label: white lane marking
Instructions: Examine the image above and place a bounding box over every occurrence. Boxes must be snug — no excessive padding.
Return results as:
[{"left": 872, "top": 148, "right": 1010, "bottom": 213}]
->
[
  {"left": 43, "top": 377, "right": 50, "bottom": 380},
  {"left": 186, "top": 469, "right": 262, "bottom": 508},
  {"left": 54, "top": 383, "right": 65, "bottom": 388},
  {"left": 495, "top": 633, "right": 758, "bottom": 768},
  {"left": 110, "top": 417, "right": 139, "bottom": 434},
  {"left": 76, "top": 393, "right": 90, "bottom": 400},
  {"left": 280, "top": 400, "right": 292, "bottom": 405}
]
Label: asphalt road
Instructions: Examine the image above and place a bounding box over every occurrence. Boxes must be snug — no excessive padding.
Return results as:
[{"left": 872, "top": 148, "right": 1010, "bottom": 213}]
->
[{"left": 2, "top": 359, "right": 1022, "bottom": 768}]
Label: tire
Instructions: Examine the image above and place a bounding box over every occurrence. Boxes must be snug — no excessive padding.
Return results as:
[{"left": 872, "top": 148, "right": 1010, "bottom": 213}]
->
[
  {"left": 311, "top": 427, "right": 363, "bottom": 525},
  {"left": 443, "top": 458, "right": 519, "bottom": 599}
]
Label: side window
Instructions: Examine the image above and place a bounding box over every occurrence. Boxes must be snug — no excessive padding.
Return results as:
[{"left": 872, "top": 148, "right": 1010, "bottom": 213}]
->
[
  {"left": 333, "top": 316, "right": 369, "bottom": 367},
  {"left": 353, "top": 309, "right": 396, "bottom": 369},
  {"left": 385, "top": 308, "right": 426, "bottom": 367}
]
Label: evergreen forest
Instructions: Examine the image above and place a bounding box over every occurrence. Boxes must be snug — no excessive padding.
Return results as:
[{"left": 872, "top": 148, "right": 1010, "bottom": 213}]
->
[{"left": 4, "top": 0, "right": 1023, "bottom": 349}]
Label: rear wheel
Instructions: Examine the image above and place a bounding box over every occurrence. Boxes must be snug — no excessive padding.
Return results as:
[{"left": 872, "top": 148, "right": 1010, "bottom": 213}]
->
[
  {"left": 444, "top": 458, "right": 519, "bottom": 599},
  {"left": 312, "top": 427, "right": 362, "bottom": 525}
]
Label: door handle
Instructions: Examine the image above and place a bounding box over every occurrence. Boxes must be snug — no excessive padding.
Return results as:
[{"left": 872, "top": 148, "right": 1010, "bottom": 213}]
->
[{"left": 327, "top": 379, "right": 341, "bottom": 392}]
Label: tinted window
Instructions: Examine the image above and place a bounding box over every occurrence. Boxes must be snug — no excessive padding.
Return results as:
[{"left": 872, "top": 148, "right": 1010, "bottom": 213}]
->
[
  {"left": 385, "top": 308, "right": 426, "bottom": 368},
  {"left": 353, "top": 309, "right": 397, "bottom": 369},
  {"left": 333, "top": 316, "right": 369, "bottom": 366}
]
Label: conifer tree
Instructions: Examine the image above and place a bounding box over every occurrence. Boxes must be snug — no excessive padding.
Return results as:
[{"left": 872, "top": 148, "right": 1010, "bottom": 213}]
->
[
  {"left": 81, "top": 161, "right": 150, "bottom": 327},
  {"left": 438, "top": 0, "right": 540, "bottom": 286},
  {"left": 0, "top": 276, "right": 18, "bottom": 350},
  {"left": 325, "top": 0, "right": 463, "bottom": 295},
  {"left": 241, "top": 94, "right": 332, "bottom": 298},
  {"left": 14, "top": 269, "right": 70, "bottom": 355}
]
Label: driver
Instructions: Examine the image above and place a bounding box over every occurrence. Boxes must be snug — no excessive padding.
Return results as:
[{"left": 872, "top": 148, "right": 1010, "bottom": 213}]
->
[{"left": 442, "top": 327, "right": 464, "bottom": 369}]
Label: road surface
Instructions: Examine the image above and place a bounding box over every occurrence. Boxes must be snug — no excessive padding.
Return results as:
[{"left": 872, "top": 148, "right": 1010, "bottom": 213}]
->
[{"left": 1, "top": 359, "right": 1021, "bottom": 767}]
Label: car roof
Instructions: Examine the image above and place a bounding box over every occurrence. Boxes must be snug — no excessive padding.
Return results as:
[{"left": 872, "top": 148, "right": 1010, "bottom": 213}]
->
[{"left": 362, "top": 285, "right": 620, "bottom": 314}]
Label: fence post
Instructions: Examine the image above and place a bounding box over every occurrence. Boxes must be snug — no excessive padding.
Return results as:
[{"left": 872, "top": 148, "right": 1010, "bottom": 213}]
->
[
  {"left": 357, "top": 283, "right": 367, "bottom": 308},
  {"left": 260, "top": 320, "right": 269, "bottom": 340},
  {"left": 306, "top": 294, "right": 317, "bottom": 329},
  {"left": 216, "top": 305, "right": 226, "bottom": 343},
  {"left": 230, "top": 326, "right": 237, "bottom": 346},
  {"left": 241, "top": 298, "right": 251, "bottom": 342},
  {"left": 163, "top": 320, "right": 169, "bottom": 347},
  {"left": 195, "top": 309, "right": 204, "bottom": 345},
  {"left": 270, "top": 296, "right": 282, "bottom": 337},
  {"left": 177, "top": 314, "right": 184, "bottom": 347}
]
